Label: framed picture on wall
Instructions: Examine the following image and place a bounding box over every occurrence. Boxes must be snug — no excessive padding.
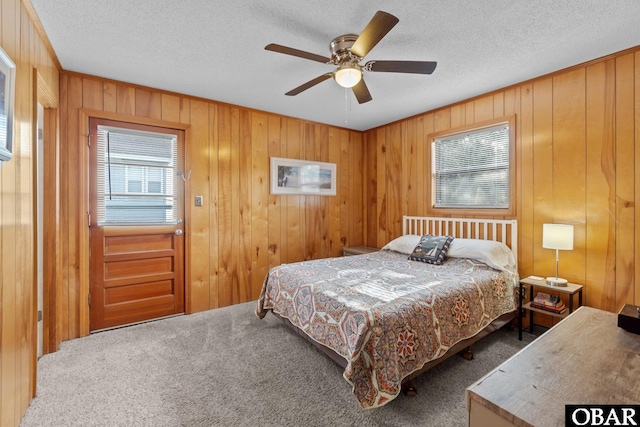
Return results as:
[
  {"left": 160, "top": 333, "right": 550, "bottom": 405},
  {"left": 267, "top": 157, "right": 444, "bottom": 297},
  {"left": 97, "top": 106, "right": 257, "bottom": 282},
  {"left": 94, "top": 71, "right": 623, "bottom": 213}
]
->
[
  {"left": 270, "top": 157, "right": 337, "bottom": 196},
  {"left": 0, "top": 46, "right": 16, "bottom": 162}
]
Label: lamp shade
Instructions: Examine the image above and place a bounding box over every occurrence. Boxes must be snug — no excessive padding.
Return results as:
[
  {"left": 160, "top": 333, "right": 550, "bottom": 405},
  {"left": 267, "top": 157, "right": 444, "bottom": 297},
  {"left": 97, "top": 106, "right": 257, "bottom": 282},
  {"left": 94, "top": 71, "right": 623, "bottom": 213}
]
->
[
  {"left": 334, "top": 64, "right": 362, "bottom": 88},
  {"left": 542, "top": 223, "right": 574, "bottom": 250}
]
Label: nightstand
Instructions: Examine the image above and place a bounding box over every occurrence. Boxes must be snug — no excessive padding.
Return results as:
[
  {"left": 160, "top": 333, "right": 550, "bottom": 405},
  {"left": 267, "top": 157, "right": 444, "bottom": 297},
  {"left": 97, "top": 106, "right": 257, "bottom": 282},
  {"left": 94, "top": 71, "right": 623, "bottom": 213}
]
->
[
  {"left": 342, "top": 246, "right": 378, "bottom": 256},
  {"left": 518, "top": 276, "right": 583, "bottom": 340}
]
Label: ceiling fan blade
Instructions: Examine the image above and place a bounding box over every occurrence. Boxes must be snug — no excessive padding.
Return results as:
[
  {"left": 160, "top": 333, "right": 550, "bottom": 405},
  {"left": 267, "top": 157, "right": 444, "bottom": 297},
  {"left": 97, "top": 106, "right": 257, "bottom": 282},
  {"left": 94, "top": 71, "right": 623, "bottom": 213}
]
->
[
  {"left": 265, "top": 44, "right": 330, "bottom": 64},
  {"left": 350, "top": 11, "right": 399, "bottom": 59},
  {"left": 352, "top": 79, "right": 372, "bottom": 104},
  {"left": 366, "top": 60, "right": 438, "bottom": 74},
  {"left": 285, "top": 73, "right": 333, "bottom": 96}
]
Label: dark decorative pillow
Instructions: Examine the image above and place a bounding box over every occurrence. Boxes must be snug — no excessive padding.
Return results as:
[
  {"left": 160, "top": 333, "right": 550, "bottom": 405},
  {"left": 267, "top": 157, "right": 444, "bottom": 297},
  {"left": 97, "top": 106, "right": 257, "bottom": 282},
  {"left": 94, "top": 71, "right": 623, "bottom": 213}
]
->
[{"left": 408, "top": 235, "right": 454, "bottom": 265}]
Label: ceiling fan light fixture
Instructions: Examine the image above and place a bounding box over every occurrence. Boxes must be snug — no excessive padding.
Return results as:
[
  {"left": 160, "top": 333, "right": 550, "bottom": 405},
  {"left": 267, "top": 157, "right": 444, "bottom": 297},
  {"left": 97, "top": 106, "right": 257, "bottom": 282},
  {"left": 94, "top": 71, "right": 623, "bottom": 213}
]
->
[{"left": 334, "top": 63, "right": 362, "bottom": 88}]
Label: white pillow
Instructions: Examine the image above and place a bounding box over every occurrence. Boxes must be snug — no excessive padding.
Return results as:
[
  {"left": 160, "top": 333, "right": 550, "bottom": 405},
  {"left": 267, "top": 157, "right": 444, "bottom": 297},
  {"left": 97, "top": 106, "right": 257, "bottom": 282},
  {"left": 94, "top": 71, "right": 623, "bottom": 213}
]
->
[
  {"left": 447, "top": 238, "right": 516, "bottom": 272},
  {"left": 381, "top": 234, "right": 422, "bottom": 255}
]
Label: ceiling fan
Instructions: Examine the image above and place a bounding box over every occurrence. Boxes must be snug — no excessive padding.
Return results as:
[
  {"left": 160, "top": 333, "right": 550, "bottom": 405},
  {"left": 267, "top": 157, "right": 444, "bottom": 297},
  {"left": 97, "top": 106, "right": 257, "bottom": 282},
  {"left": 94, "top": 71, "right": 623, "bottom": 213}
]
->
[{"left": 265, "top": 10, "right": 437, "bottom": 104}]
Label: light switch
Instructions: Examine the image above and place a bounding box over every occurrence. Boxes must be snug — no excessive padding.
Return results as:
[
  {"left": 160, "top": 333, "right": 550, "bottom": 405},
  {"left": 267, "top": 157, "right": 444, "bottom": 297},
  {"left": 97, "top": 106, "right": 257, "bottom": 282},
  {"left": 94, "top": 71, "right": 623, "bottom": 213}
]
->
[{"left": 195, "top": 196, "right": 203, "bottom": 207}]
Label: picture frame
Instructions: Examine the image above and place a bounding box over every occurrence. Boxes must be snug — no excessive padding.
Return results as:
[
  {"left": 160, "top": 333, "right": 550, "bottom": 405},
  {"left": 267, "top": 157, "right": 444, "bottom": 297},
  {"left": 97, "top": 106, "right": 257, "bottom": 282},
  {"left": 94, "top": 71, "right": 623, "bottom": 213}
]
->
[
  {"left": 0, "top": 47, "right": 15, "bottom": 162},
  {"left": 270, "top": 157, "right": 336, "bottom": 196}
]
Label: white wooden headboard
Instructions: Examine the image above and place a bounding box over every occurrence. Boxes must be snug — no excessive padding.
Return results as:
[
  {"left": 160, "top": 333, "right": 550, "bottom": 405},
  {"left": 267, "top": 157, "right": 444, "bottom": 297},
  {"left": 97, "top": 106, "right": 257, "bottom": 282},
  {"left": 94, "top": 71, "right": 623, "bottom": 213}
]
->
[{"left": 402, "top": 216, "right": 518, "bottom": 266}]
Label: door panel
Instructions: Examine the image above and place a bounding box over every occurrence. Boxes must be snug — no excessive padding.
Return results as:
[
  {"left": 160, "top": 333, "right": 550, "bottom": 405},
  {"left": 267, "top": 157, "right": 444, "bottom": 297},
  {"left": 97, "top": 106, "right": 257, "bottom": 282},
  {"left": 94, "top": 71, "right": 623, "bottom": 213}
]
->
[
  {"left": 106, "top": 281, "right": 174, "bottom": 304},
  {"left": 89, "top": 118, "right": 185, "bottom": 331}
]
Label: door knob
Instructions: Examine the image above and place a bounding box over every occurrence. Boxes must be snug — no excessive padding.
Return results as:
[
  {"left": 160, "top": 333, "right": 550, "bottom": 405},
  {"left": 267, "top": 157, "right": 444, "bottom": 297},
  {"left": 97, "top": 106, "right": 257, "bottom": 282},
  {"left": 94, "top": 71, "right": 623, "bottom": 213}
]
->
[{"left": 174, "top": 229, "right": 183, "bottom": 236}]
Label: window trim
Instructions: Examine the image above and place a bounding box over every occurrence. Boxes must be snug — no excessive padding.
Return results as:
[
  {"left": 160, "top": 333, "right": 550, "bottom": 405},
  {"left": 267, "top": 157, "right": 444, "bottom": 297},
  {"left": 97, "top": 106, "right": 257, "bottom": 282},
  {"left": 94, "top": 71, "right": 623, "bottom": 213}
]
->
[{"left": 427, "top": 115, "right": 517, "bottom": 217}]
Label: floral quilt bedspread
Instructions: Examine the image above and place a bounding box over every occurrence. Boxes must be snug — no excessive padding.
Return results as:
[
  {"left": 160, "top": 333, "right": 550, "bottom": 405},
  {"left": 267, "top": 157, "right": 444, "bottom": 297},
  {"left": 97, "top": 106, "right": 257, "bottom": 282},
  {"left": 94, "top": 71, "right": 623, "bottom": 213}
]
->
[{"left": 256, "top": 250, "right": 518, "bottom": 409}]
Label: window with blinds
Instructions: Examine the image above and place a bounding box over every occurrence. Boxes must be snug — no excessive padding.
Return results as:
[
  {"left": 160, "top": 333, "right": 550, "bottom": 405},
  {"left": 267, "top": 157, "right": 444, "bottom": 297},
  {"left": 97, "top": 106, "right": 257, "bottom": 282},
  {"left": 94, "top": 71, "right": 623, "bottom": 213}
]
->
[
  {"left": 96, "top": 125, "right": 178, "bottom": 225},
  {"left": 433, "top": 123, "right": 510, "bottom": 209}
]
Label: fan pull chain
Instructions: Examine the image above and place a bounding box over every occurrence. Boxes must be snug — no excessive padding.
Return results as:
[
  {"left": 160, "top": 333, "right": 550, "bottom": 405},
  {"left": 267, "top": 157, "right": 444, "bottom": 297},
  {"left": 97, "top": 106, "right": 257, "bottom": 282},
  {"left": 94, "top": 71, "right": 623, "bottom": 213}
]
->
[{"left": 344, "top": 88, "right": 351, "bottom": 126}]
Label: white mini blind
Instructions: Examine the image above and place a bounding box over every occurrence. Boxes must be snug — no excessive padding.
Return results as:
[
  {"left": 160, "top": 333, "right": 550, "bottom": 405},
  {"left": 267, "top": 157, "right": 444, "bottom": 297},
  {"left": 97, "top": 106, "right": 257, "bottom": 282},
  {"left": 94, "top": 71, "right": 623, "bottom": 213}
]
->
[
  {"left": 433, "top": 123, "right": 510, "bottom": 209},
  {"left": 96, "top": 125, "right": 178, "bottom": 225}
]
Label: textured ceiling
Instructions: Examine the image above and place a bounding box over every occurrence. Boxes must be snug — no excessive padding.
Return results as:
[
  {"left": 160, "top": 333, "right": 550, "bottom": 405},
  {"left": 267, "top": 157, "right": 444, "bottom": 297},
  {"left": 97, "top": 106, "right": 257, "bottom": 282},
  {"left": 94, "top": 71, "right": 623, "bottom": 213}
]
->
[{"left": 30, "top": 0, "right": 640, "bottom": 131}]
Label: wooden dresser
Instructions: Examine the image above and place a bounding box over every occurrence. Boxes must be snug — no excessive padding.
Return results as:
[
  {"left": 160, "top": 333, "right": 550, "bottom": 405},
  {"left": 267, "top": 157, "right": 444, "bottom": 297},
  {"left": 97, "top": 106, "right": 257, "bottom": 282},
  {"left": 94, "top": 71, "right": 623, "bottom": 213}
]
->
[{"left": 466, "top": 306, "right": 640, "bottom": 427}]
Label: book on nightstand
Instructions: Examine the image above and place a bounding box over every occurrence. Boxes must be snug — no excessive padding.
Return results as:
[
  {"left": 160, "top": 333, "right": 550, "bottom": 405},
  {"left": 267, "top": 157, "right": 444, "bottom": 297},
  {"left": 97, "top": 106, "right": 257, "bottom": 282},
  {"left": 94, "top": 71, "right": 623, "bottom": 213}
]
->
[{"left": 530, "top": 292, "right": 567, "bottom": 314}]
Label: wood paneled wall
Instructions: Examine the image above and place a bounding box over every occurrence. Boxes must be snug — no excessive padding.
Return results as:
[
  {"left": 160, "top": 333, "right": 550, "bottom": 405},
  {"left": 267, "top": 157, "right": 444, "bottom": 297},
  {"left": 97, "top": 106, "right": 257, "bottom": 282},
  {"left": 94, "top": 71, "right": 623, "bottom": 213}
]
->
[
  {"left": 364, "top": 47, "right": 640, "bottom": 317},
  {"left": 56, "top": 72, "right": 365, "bottom": 340},
  {"left": 5, "top": 6, "right": 638, "bottom": 422},
  {"left": 0, "top": 0, "right": 59, "bottom": 426}
]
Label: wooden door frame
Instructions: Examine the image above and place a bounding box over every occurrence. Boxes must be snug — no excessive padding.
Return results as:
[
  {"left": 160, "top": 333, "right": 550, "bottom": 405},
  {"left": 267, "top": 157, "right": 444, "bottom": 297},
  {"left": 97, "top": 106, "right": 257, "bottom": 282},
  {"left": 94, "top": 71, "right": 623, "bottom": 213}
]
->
[
  {"left": 77, "top": 109, "right": 192, "bottom": 337},
  {"left": 35, "top": 70, "right": 59, "bottom": 398}
]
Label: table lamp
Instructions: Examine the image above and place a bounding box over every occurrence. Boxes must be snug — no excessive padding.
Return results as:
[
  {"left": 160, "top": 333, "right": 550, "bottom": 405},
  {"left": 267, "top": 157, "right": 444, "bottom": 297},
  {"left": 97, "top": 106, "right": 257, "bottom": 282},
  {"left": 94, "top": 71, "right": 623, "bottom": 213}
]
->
[{"left": 542, "top": 223, "right": 574, "bottom": 286}]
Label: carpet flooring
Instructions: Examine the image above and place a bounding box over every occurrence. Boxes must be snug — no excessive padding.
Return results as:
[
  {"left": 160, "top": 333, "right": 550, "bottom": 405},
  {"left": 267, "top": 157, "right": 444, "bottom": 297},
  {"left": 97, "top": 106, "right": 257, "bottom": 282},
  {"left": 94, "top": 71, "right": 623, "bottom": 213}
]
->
[{"left": 21, "top": 301, "right": 534, "bottom": 427}]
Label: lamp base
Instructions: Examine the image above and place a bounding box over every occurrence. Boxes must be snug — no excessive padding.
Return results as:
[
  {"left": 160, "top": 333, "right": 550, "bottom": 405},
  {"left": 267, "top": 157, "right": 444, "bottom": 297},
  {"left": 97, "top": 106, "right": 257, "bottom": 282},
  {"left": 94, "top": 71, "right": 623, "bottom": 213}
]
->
[{"left": 546, "top": 277, "right": 568, "bottom": 287}]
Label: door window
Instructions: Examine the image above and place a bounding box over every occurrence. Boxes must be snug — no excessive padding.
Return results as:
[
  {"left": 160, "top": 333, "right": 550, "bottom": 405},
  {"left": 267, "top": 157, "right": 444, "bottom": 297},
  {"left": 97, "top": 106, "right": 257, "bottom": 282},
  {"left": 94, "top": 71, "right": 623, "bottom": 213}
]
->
[{"left": 95, "top": 125, "right": 178, "bottom": 225}]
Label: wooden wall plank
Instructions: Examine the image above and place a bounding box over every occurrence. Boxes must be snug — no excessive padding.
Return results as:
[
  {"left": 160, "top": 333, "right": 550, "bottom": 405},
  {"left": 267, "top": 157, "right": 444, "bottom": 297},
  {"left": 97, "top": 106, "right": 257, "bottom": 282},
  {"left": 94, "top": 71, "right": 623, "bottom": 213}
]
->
[
  {"left": 230, "top": 108, "right": 242, "bottom": 303},
  {"left": 494, "top": 92, "right": 505, "bottom": 117},
  {"left": 319, "top": 125, "right": 330, "bottom": 257},
  {"left": 474, "top": 95, "right": 494, "bottom": 122},
  {"left": 103, "top": 82, "right": 116, "bottom": 113},
  {"left": 636, "top": 51, "right": 640, "bottom": 306},
  {"left": 364, "top": 131, "right": 377, "bottom": 246},
  {"left": 339, "top": 129, "right": 350, "bottom": 249},
  {"left": 57, "top": 75, "right": 69, "bottom": 348},
  {"left": 82, "top": 79, "right": 103, "bottom": 110},
  {"left": 316, "top": 125, "right": 325, "bottom": 255},
  {"left": 135, "top": 88, "right": 161, "bottom": 119},
  {"left": 521, "top": 78, "right": 567, "bottom": 327},
  {"left": 328, "top": 128, "right": 342, "bottom": 257},
  {"left": 351, "top": 131, "right": 364, "bottom": 246},
  {"left": 239, "top": 110, "right": 252, "bottom": 303},
  {"left": 504, "top": 84, "right": 534, "bottom": 270},
  {"left": 434, "top": 109, "right": 451, "bottom": 133},
  {"left": 18, "top": 7, "right": 34, "bottom": 415},
  {"left": 376, "top": 127, "right": 387, "bottom": 247},
  {"left": 403, "top": 119, "right": 417, "bottom": 216},
  {"left": 614, "top": 53, "right": 635, "bottom": 310},
  {"left": 208, "top": 104, "right": 220, "bottom": 309},
  {"left": 1, "top": 67, "right": 18, "bottom": 427},
  {"left": 532, "top": 77, "right": 555, "bottom": 280},
  {"left": 552, "top": 69, "right": 587, "bottom": 324},
  {"left": 450, "top": 104, "right": 465, "bottom": 129},
  {"left": 465, "top": 101, "right": 475, "bottom": 125},
  {"left": 66, "top": 75, "right": 83, "bottom": 340},
  {"left": 285, "top": 118, "right": 301, "bottom": 264},
  {"left": 0, "top": 117, "right": 3, "bottom": 422},
  {"left": 251, "top": 112, "right": 269, "bottom": 300},
  {"left": 415, "top": 116, "right": 426, "bottom": 215},
  {"left": 116, "top": 85, "right": 135, "bottom": 116},
  {"left": 586, "top": 60, "right": 616, "bottom": 310},
  {"left": 267, "top": 115, "right": 282, "bottom": 268},
  {"left": 423, "top": 113, "right": 434, "bottom": 216},
  {"left": 188, "top": 100, "right": 210, "bottom": 312},
  {"left": 297, "top": 124, "right": 307, "bottom": 260},
  {"left": 179, "top": 98, "right": 190, "bottom": 124},
  {"left": 42, "top": 107, "right": 59, "bottom": 356},
  {"left": 160, "top": 93, "right": 180, "bottom": 123},
  {"left": 217, "top": 104, "right": 233, "bottom": 307},
  {"left": 303, "top": 123, "right": 316, "bottom": 260},
  {"left": 388, "top": 123, "right": 402, "bottom": 240}
]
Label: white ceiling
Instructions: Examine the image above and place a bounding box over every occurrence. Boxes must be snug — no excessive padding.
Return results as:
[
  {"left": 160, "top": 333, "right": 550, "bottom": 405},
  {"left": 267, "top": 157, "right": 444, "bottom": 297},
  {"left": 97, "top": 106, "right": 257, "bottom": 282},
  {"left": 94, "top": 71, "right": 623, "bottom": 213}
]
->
[{"left": 30, "top": 0, "right": 640, "bottom": 131}]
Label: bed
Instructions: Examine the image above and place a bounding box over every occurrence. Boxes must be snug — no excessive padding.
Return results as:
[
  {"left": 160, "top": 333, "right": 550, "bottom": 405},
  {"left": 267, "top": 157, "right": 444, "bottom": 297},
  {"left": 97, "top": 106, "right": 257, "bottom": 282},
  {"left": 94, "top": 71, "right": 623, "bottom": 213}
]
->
[{"left": 256, "top": 216, "right": 519, "bottom": 409}]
